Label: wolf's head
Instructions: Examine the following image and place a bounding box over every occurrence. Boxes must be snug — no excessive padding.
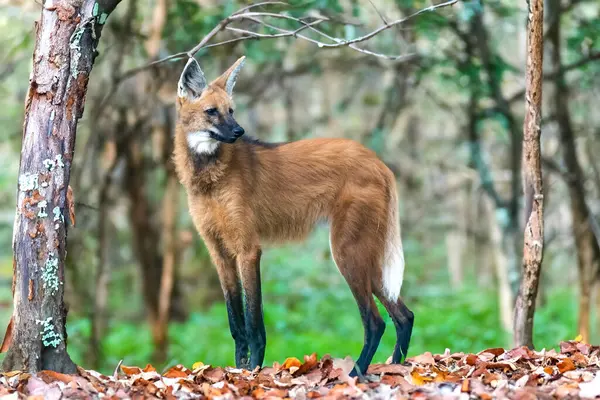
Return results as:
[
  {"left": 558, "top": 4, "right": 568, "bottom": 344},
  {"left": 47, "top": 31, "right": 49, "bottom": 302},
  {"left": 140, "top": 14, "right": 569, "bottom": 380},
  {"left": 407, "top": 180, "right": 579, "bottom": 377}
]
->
[{"left": 176, "top": 56, "right": 246, "bottom": 154}]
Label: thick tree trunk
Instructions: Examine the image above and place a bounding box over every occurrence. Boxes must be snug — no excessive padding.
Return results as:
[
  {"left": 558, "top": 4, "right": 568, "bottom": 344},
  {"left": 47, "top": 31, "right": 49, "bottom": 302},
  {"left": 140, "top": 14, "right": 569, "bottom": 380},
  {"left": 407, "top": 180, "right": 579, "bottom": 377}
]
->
[
  {"left": 1, "top": 0, "right": 120, "bottom": 373},
  {"left": 513, "top": 0, "right": 544, "bottom": 348},
  {"left": 547, "top": 0, "right": 600, "bottom": 343}
]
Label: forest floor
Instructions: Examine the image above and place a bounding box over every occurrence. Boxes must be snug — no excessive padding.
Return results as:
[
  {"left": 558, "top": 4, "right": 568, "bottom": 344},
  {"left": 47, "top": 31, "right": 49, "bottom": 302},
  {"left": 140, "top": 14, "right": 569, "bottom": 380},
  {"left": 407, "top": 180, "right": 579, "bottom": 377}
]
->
[{"left": 1, "top": 340, "right": 600, "bottom": 399}]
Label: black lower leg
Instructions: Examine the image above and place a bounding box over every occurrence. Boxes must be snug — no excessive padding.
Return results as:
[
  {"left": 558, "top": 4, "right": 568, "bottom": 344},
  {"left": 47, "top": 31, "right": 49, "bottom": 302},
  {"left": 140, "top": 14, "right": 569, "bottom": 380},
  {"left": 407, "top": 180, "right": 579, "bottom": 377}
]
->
[
  {"left": 240, "top": 249, "right": 266, "bottom": 369},
  {"left": 376, "top": 295, "right": 414, "bottom": 364},
  {"left": 350, "top": 297, "right": 386, "bottom": 377},
  {"left": 392, "top": 301, "right": 414, "bottom": 364},
  {"left": 224, "top": 290, "right": 249, "bottom": 368},
  {"left": 245, "top": 299, "right": 266, "bottom": 369}
]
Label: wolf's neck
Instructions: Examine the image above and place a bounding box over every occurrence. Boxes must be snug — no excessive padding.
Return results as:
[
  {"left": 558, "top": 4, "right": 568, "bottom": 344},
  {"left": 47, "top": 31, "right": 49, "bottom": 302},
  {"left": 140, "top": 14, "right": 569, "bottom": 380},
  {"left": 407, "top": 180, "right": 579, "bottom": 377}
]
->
[
  {"left": 187, "top": 131, "right": 220, "bottom": 156},
  {"left": 173, "top": 128, "right": 228, "bottom": 193},
  {"left": 188, "top": 144, "right": 221, "bottom": 172}
]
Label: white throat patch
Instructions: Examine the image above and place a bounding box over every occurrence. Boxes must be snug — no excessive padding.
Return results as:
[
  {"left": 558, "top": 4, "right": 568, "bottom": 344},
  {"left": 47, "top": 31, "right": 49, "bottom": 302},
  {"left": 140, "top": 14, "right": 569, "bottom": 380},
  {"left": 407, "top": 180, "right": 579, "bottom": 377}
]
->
[{"left": 187, "top": 131, "right": 219, "bottom": 155}]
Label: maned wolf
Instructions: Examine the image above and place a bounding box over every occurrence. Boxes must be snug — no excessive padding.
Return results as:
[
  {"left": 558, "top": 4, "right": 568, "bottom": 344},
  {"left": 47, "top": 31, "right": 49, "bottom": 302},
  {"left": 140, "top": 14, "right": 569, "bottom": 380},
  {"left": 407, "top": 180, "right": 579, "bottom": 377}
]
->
[{"left": 172, "top": 56, "right": 413, "bottom": 377}]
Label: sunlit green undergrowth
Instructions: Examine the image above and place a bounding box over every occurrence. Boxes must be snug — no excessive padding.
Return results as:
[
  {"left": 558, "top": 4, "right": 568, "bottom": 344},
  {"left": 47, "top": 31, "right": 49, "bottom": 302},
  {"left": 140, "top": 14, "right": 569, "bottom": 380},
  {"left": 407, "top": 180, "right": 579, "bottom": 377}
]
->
[
  {"left": 0, "top": 227, "right": 582, "bottom": 374},
  {"left": 63, "top": 286, "right": 579, "bottom": 375},
  {"left": 65, "top": 274, "right": 579, "bottom": 375}
]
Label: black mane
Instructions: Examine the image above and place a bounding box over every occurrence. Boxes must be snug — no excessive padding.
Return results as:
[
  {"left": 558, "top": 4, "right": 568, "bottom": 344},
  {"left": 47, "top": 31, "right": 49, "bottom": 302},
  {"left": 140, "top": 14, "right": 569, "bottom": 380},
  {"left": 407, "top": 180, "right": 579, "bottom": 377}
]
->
[{"left": 240, "top": 135, "right": 286, "bottom": 149}]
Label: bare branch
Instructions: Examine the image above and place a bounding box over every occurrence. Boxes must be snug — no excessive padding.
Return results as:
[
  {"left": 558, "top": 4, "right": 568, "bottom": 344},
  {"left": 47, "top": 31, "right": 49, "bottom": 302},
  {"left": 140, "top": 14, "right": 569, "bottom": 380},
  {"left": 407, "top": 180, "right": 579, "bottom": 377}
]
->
[
  {"left": 239, "top": 13, "right": 415, "bottom": 60},
  {"left": 119, "top": 0, "right": 457, "bottom": 78},
  {"left": 235, "top": 0, "right": 457, "bottom": 50},
  {"left": 507, "top": 51, "right": 600, "bottom": 103}
]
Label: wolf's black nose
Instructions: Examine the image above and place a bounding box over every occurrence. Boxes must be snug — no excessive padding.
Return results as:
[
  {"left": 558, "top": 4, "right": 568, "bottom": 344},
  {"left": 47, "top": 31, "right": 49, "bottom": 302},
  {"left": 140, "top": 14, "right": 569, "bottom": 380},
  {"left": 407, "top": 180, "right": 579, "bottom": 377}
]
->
[{"left": 233, "top": 126, "right": 245, "bottom": 137}]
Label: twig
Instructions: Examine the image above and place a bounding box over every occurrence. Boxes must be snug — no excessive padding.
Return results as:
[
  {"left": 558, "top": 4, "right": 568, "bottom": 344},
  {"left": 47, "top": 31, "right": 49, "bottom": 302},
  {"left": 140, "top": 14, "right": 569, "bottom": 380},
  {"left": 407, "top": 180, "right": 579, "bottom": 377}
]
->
[
  {"left": 113, "top": 359, "right": 123, "bottom": 378},
  {"left": 367, "top": 0, "right": 388, "bottom": 25}
]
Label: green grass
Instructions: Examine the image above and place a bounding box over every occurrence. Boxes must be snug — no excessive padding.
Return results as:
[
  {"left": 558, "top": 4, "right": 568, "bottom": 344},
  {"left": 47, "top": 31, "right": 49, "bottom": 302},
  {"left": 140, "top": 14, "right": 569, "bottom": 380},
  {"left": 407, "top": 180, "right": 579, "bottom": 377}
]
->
[
  {"left": 0, "top": 227, "right": 583, "bottom": 374},
  {"left": 61, "top": 286, "right": 579, "bottom": 375}
]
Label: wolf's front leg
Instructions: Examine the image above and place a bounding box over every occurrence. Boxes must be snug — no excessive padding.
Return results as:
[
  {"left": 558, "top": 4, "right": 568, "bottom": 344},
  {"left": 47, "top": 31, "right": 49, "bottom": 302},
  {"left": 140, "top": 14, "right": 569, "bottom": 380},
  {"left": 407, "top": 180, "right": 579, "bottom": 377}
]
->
[
  {"left": 204, "top": 235, "right": 249, "bottom": 369},
  {"left": 238, "top": 247, "right": 266, "bottom": 369}
]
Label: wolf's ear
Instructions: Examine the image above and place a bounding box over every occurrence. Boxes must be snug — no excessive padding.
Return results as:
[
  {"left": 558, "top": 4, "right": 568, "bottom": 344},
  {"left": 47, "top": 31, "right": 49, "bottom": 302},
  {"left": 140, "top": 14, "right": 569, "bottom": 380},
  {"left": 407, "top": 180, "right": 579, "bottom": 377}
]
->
[
  {"left": 214, "top": 56, "right": 246, "bottom": 96},
  {"left": 178, "top": 57, "right": 207, "bottom": 100}
]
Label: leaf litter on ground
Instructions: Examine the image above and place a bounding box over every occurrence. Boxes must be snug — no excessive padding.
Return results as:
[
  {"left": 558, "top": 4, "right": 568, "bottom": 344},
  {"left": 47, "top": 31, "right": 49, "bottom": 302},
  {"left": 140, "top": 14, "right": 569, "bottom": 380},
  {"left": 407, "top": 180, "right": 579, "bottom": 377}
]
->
[{"left": 1, "top": 340, "right": 600, "bottom": 399}]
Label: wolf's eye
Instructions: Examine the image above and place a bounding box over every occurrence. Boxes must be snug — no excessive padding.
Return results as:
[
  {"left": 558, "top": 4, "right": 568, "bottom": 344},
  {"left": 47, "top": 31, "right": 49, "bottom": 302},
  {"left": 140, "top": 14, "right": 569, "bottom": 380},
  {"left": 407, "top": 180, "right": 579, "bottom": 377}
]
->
[
  {"left": 205, "top": 108, "right": 218, "bottom": 116},
  {"left": 229, "top": 108, "right": 234, "bottom": 115}
]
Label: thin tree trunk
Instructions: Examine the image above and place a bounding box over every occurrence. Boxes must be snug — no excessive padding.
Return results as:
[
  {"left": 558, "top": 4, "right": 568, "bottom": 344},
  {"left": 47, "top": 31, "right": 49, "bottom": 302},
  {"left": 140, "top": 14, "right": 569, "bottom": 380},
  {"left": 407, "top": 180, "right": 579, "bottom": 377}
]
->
[
  {"left": 154, "top": 166, "right": 179, "bottom": 361},
  {"left": 1, "top": 0, "right": 121, "bottom": 373},
  {"left": 124, "top": 139, "right": 162, "bottom": 329},
  {"left": 513, "top": 0, "right": 544, "bottom": 348},
  {"left": 143, "top": 0, "right": 183, "bottom": 362},
  {"left": 446, "top": 231, "right": 464, "bottom": 289},
  {"left": 547, "top": 0, "right": 600, "bottom": 343},
  {"left": 154, "top": 104, "right": 180, "bottom": 362},
  {"left": 483, "top": 196, "right": 513, "bottom": 333}
]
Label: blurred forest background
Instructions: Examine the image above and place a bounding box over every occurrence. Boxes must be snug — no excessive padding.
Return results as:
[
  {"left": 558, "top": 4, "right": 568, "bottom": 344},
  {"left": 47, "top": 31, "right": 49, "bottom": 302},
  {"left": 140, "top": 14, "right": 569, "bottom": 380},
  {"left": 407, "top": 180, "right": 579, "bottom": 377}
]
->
[{"left": 0, "top": 0, "right": 599, "bottom": 375}]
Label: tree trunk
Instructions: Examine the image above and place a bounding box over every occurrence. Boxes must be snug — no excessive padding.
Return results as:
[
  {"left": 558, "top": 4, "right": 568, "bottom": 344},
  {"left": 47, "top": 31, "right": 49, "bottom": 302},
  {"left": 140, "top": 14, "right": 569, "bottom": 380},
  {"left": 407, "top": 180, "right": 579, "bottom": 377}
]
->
[
  {"left": 546, "top": 0, "right": 600, "bottom": 344},
  {"left": 153, "top": 104, "right": 180, "bottom": 362},
  {"left": 513, "top": 0, "right": 544, "bottom": 348},
  {"left": 1, "top": 0, "right": 121, "bottom": 373},
  {"left": 446, "top": 231, "right": 464, "bottom": 289},
  {"left": 483, "top": 196, "right": 513, "bottom": 333},
  {"left": 124, "top": 139, "right": 163, "bottom": 329}
]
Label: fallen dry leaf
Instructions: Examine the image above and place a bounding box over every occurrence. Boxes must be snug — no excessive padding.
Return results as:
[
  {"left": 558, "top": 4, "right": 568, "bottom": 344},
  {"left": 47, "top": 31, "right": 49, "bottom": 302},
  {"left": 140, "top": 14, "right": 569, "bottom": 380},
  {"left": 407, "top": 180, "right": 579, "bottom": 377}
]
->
[
  {"left": 120, "top": 365, "right": 143, "bottom": 376},
  {"left": 294, "top": 353, "right": 318, "bottom": 376},
  {"left": 142, "top": 364, "right": 156, "bottom": 373},
  {"left": 411, "top": 352, "right": 435, "bottom": 365},
  {"left": 479, "top": 348, "right": 506, "bottom": 358},
  {"left": 163, "top": 366, "right": 190, "bottom": 379},
  {"left": 281, "top": 357, "right": 302, "bottom": 370},
  {"left": 192, "top": 361, "right": 204, "bottom": 370},
  {"left": 557, "top": 358, "right": 576, "bottom": 374}
]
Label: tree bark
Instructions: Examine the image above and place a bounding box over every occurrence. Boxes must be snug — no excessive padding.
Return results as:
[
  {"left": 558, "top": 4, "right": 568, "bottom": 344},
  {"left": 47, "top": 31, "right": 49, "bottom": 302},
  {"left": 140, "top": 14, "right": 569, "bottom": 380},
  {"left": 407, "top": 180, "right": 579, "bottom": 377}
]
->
[
  {"left": 513, "top": 0, "right": 544, "bottom": 348},
  {"left": 2, "top": 0, "right": 121, "bottom": 373},
  {"left": 546, "top": 0, "right": 600, "bottom": 343}
]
